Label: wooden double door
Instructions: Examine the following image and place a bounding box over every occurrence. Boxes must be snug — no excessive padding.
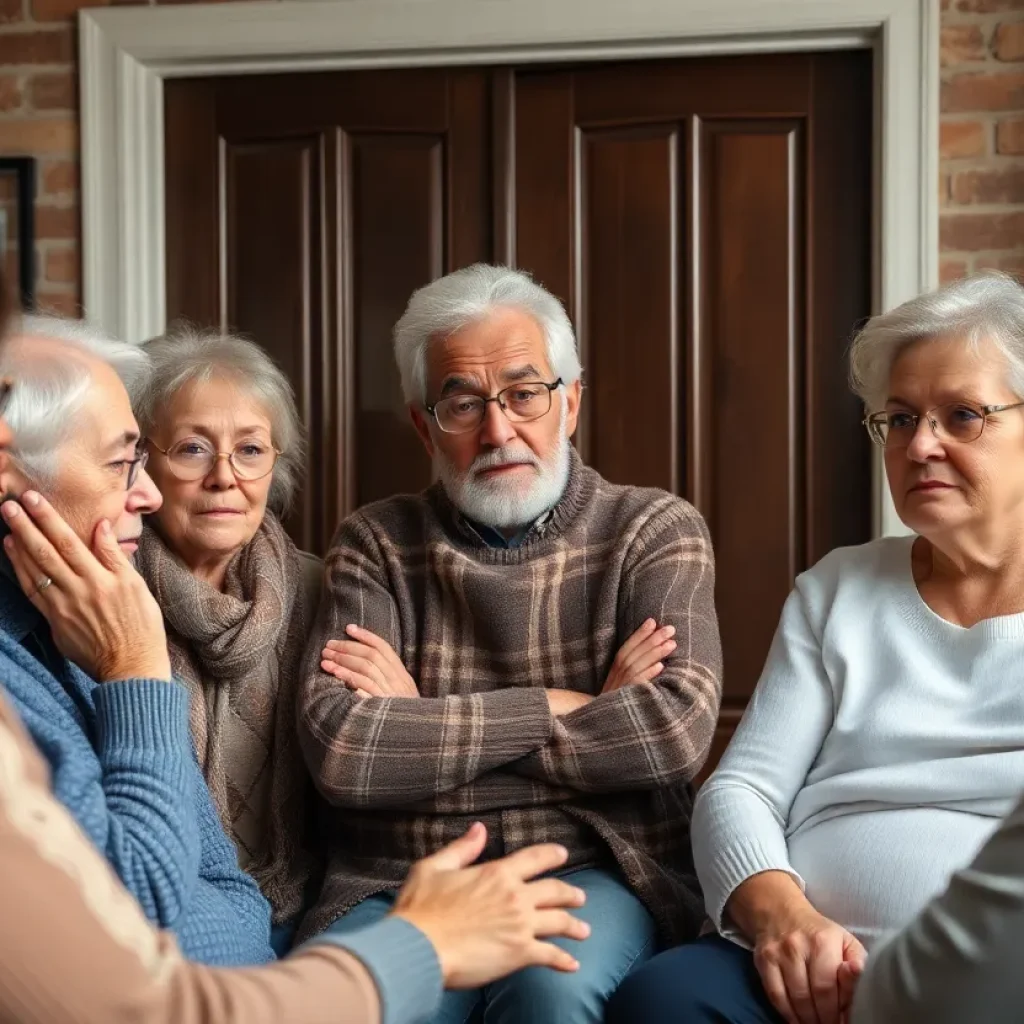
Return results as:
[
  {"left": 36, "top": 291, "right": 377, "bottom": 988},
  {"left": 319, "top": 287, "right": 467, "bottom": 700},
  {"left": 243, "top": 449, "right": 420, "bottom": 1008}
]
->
[{"left": 165, "top": 50, "right": 873, "bottom": 762}]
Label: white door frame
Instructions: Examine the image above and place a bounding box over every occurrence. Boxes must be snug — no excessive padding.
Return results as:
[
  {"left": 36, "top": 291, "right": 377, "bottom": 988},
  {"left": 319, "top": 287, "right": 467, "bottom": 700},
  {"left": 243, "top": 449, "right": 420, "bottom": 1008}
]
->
[{"left": 79, "top": 0, "right": 940, "bottom": 536}]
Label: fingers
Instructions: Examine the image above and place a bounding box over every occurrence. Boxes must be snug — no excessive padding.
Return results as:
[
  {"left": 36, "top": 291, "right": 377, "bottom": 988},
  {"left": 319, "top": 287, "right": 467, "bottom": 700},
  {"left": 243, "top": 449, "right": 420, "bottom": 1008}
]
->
[
  {"left": 495, "top": 842, "right": 570, "bottom": 882},
  {"left": 843, "top": 936, "right": 868, "bottom": 971},
  {"left": 836, "top": 963, "right": 860, "bottom": 1010},
  {"left": 3, "top": 533, "right": 50, "bottom": 610},
  {"left": 626, "top": 630, "right": 676, "bottom": 675},
  {"left": 774, "top": 954, "right": 819, "bottom": 1024},
  {"left": 524, "top": 877, "right": 587, "bottom": 910},
  {"left": 808, "top": 950, "right": 841, "bottom": 1023},
  {"left": 319, "top": 661, "right": 387, "bottom": 697},
  {"left": 524, "top": 940, "right": 579, "bottom": 974},
  {"left": 2, "top": 493, "right": 94, "bottom": 579},
  {"left": 2, "top": 499, "right": 78, "bottom": 591},
  {"left": 91, "top": 519, "right": 132, "bottom": 573},
  {"left": 322, "top": 649, "right": 385, "bottom": 683},
  {"left": 344, "top": 625, "right": 405, "bottom": 670},
  {"left": 756, "top": 960, "right": 800, "bottom": 1024},
  {"left": 532, "top": 909, "right": 590, "bottom": 942},
  {"left": 415, "top": 822, "right": 488, "bottom": 873},
  {"left": 614, "top": 618, "right": 658, "bottom": 661}
]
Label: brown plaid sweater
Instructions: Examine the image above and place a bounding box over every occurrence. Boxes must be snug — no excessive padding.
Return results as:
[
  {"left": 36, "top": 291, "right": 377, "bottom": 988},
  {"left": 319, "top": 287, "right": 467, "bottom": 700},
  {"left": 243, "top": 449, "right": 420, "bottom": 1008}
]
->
[{"left": 296, "top": 450, "right": 723, "bottom": 944}]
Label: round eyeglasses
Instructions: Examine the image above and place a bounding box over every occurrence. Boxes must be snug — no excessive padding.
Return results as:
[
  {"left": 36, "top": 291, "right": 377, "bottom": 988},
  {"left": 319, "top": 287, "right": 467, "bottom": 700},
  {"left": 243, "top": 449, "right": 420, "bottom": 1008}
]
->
[
  {"left": 148, "top": 439, "right": 281, "bottom": 481},
  {"left": 425, "top": 379, "right": 563, "bottom": 435},
  {"left": 863, "top": 400, "right": 1024, "bottom": 448}
]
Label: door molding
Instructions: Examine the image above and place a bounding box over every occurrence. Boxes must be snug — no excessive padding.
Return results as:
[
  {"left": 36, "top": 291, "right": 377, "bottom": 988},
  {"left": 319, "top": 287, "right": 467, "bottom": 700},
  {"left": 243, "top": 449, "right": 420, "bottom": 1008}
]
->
[{"left": 79, "top": 0, "right": 939, "bottom": 536}]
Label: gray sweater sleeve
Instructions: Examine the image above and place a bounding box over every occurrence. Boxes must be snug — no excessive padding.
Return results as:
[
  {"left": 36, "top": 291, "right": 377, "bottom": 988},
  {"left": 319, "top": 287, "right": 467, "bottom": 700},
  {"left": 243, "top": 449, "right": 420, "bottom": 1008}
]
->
[{"left": 852, "top": 790, "right": 1024, "bottom": 1024}]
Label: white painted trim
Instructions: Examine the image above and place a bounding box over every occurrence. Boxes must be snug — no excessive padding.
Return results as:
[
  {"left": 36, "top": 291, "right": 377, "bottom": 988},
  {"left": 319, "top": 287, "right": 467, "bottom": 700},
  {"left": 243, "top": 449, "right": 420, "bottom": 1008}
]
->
[{"left": 79, "top": 0, "right": 940, "bottom": 537}]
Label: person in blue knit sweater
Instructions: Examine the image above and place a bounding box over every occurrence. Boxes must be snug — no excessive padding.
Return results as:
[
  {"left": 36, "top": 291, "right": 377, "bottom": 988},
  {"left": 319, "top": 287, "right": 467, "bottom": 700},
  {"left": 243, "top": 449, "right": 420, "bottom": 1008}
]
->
[{"left": 0, "top": 315, "right": 274, "bottom": 966}]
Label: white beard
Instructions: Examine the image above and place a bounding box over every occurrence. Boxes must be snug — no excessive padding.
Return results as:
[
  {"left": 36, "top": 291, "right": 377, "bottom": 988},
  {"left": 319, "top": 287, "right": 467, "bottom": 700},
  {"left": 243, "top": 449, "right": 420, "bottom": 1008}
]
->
[{"left": 436, "top": 399, "right": 571, "bottom": 530}]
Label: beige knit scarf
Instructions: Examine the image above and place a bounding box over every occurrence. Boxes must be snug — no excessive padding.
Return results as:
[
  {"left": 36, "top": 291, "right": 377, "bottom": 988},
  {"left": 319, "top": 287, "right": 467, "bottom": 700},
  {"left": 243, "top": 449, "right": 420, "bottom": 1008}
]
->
[{"left": 136, "top": 515, "right": 313, "bottom": 925}]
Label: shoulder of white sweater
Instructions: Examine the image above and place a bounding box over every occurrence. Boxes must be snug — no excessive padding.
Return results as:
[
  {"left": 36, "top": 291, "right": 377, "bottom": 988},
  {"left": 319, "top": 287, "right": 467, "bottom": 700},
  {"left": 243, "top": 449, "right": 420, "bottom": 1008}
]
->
[{"left": 792, "top": 535, "right": 915, "bottom": 618}]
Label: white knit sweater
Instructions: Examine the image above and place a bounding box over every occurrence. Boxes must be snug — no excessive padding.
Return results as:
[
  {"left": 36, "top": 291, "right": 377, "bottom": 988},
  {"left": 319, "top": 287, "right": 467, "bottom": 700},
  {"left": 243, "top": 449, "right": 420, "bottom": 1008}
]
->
[{"left": 693, "top": 536, "right": 1024, "bottom": 949}]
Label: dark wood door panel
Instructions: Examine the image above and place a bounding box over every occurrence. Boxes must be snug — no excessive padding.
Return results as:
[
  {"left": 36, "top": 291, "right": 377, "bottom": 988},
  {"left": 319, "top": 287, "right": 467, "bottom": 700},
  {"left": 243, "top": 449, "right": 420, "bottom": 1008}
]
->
[
  {"left": 225, "top": 137, "right": 326, "bottom": 552},
  {"left": 582, "top": 125, "right": 681, "bottom": 493},
  {"left": 348, "top": 133, "right": 442, "bottom": 508},
  {"left": 697, "top": 120, "right": 805, "bottom": 708}
]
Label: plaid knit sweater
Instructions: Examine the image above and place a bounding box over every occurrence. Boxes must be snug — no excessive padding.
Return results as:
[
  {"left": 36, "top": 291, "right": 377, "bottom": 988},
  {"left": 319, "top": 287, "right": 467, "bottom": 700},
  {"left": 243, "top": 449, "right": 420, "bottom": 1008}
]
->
[{"left": 297, "top": 450, "right": 723, "bottom": 944}]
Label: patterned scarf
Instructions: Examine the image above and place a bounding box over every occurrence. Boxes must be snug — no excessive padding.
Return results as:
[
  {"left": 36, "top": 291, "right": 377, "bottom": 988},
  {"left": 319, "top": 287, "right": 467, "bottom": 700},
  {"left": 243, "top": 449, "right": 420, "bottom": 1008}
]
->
[{"left": 136, "top": 514, "right": 314, "bottom": 925}]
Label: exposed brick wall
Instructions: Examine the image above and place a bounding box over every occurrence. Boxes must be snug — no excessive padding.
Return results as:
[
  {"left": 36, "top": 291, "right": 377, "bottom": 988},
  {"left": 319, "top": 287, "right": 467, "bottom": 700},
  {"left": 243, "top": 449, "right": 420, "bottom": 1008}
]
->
[
  {"left": 940, "top": 0, "right": 1024, "bottom": 283},
  {"left": 0, "top": 1, "right": 1019, "bottom": 313}
]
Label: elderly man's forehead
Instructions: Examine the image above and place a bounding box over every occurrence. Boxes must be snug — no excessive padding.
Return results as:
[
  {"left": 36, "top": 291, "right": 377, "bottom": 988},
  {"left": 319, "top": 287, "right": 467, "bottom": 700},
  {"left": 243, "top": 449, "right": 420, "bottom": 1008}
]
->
[{"left": 3, "top": 332, "right": 100, "bottom": 370}]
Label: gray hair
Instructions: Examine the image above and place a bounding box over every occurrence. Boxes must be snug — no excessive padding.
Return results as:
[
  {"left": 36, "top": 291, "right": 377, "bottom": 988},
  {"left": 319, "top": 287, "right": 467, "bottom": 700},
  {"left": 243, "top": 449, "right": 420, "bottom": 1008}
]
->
[
  {"left": 393, "top": 264, "right": 583, "bottom": 403},
  {"left": 0, "top": 314, "right": 150, "bottom": 485},
  {"left": 133, "top": 326, "right": 304, "bottom": 514},
  {"left": 849, "top": 272, "right": 1024, "bottom": 409}
]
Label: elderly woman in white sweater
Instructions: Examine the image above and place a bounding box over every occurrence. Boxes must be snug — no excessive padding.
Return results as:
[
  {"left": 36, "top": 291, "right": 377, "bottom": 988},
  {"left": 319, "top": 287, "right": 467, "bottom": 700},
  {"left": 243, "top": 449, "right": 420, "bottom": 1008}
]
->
[{"left": 606, "top": 272, "right": 1024, "bottom": 1024}]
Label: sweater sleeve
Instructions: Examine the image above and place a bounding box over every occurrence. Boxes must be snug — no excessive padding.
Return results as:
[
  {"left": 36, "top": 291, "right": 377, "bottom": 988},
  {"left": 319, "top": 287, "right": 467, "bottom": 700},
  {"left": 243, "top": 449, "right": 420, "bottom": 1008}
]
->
[
  {"left": 79, "top": 677, "right": 201, "bottom": 926},
  {"left": 852, "top": 789, "right": 1024, "bottom": 1024},
  {"left": 0, "top": 697, "right": 441, "bottom": 1024},
  {"left": 510, "top": 502, "right": 723, "bottom": 793},
  {"left": 188, "top": 763, "right": 274, "bottom": 962},
  {"left": 691, "top": 580, "right": 835, "bottom": 939},
  {"left": 298, "top": 515, "right": 553, "bottom": 808}
]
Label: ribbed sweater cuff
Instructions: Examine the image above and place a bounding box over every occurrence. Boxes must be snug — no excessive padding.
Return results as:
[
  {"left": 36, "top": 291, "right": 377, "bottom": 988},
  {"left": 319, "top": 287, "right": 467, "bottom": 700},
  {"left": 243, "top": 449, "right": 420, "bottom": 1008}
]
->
[
  {"left": 705, "top": 838, "right": 805, "bottom": 937},
  {"left": 484, "top": 686, "right": 554, "bottom": 748},
  {"left": 93, "top": 678, "right": 191, "bottom": 755},
  {"left": 309, "top": 917, "right": 442, "bottom": 1024}
]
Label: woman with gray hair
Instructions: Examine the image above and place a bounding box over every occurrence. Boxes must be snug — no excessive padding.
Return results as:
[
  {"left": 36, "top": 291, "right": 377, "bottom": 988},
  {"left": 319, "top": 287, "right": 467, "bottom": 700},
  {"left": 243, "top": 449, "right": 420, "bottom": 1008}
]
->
[
  {"left": 133, "top": 327, "right": 321, "bottom": 953},
  {"left": 607, "top": 272, "right": 1024, "bottom": 1024}
]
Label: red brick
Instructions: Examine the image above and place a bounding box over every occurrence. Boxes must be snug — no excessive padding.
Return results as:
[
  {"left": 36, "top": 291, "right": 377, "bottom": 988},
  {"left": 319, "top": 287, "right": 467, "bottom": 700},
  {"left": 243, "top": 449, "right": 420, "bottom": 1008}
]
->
[
  {"left": 29, "top": 71, "right": 75, "bottom": 111},
  {"left": 0, "top": 118, "right": 75, "bottom": 155},
  {"left": 950, "top": 166, "right": 1024, "bottom": 204},
  {"left": 940, "top": 210, "right": 1024, "bottom": 250},
  {"left": 40, "top": 159, "right": 76, "bottom": 196},
  {"left": 32, "top": 0, "right": 108, "bottom": 21},
  {"left": 0, "top": 29, "right": 73, "bottom": 65},
  {"left": 941, "top": 119, "right": 988, "bottom": 159},
  {"left": 943, "top": 72, "right": 1024, "bottom": 113},
  {"left": 998, "top": 117, "right": 1024, "bottom": 154},
  {"left": 942, "top": 24, "right": 987, "bottom": 65},
  {"left": 34, "top": 288, "right": 81, "bottom": 317},
  {"left": 956, "top": 0, "right": 1024, "bottom": 10},
  {"left": 0, "top": 0, "right": 23, "bottom": 24},
  {"left": 35, "top": 204, "right": 77, "bottom": 240},
  {"left": 941, "top": 258, "right": 970, "bottom": 283},
  {"left": 994, "top": 22, "right": 1024, "bottom": 61},
  {"left": 940, "top": 171, "right": 951, "bottom": 206},
  {"left": 43, "top": 246, "right": 76, "bottom": 284},
  {"left": 0, "top": 75, "right": 22, "bottom": 114}
]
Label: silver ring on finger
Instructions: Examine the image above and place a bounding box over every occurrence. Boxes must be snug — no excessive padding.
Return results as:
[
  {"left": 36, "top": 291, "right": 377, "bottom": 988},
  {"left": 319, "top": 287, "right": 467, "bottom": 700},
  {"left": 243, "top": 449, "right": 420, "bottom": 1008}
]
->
[{"left": 35, "top": 575, "right": 53, "bottom": 594}]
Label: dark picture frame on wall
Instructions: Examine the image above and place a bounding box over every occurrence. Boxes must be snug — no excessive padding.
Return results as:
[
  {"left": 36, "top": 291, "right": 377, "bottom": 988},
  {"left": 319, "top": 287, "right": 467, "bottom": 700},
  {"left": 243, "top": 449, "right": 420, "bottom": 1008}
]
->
[{"left": 0, "top": 157, "right": 36, "bottom": 311}]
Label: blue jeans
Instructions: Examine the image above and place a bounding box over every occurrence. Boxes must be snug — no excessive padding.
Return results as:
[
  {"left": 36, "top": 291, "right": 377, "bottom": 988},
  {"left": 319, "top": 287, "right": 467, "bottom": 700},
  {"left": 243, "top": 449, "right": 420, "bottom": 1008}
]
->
[
  {"left": 605, "top": 934, "right": 785, "bottom": 1024},
  {"left": 323, "top": 867, "right": 656, "bottom": 1024}
]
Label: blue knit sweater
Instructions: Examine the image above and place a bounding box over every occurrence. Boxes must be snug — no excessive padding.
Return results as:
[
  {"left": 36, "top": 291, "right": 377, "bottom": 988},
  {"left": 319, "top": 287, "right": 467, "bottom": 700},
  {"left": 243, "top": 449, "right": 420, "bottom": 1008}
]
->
[{"left": 0, "top": 569, "right": 274, "bottom": 966}]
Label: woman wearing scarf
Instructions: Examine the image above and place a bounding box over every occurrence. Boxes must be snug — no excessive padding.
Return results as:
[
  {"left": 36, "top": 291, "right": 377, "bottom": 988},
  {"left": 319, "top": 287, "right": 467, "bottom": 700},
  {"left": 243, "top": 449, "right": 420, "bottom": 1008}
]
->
[{"left": 133, "top": 327, "right": 322, "bottom": 953}]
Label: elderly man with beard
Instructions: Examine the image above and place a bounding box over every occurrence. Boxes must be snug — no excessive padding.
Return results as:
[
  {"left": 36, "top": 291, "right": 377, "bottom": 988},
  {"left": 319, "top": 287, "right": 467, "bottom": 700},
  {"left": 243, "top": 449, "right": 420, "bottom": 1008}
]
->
[{"left": 298, "top": 264, "right": 723, "bottom": 1024}]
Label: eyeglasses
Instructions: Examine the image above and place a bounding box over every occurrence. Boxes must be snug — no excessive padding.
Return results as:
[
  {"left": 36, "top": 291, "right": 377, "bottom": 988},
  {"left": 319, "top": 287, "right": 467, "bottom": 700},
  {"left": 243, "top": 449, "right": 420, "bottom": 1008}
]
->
[
  {"left": 148, "top": 438, "right": 281, "bottom": 481},
  {"left": 123, "top": 449, "right": 149, "bottom": 490},
  {"left": 425, "top": 379, "right": 563, "bottom": 435},
  {"left": 863, "top": 401, "right": 1024, "bottom": 448}
]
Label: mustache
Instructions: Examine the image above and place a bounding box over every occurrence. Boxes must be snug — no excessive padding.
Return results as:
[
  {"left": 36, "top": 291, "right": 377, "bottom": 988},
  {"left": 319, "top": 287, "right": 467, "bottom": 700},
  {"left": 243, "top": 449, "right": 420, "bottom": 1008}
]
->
[{"left": 471, "top": 448, "right": 541, "bottom": 474}]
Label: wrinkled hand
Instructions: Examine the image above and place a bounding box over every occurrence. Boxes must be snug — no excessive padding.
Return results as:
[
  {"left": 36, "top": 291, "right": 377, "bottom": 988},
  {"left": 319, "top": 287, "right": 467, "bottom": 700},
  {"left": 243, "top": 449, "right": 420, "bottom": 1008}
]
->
[
  {"left": 602, "top": 618, "right": 676, "bottom": 694},
  {"left": 1, "top": 492, "right": 171, "bottom": 682},
  {"left": 753, "top": 903, "right": 867, "bottom": 1024},
  {"left": 392, "top": 822, "right": 589, "bottom": 989},
  {"left": 321, "top": 624, "right": 418, "bottom": 698}
]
